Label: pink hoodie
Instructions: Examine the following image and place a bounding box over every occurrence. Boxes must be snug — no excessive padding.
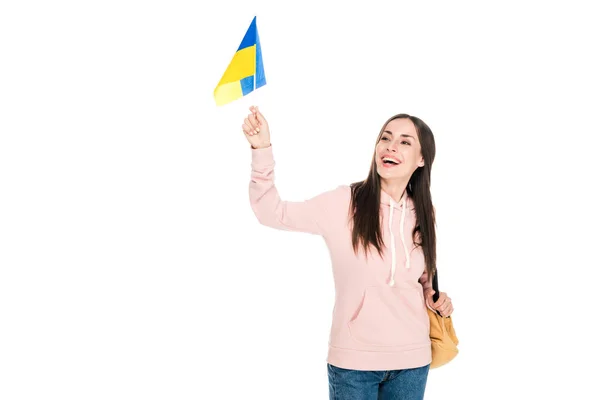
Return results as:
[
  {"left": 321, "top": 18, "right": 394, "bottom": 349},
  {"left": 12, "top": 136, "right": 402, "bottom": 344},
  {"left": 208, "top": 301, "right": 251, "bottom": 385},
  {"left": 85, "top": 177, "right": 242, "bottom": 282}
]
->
[{"left": 249, "top": 145, "right": 433, "bottom": 371}]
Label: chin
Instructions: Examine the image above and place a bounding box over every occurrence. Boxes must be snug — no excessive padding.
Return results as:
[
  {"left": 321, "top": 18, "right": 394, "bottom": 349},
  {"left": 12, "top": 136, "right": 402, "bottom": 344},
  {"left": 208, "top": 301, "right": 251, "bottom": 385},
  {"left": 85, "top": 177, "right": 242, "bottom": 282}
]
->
[
  {"left": 377, "top": 172, "right": 395, "bottom": 181},
  {"left": 377, "top": 167, "right": 406, "bottom": 180}
]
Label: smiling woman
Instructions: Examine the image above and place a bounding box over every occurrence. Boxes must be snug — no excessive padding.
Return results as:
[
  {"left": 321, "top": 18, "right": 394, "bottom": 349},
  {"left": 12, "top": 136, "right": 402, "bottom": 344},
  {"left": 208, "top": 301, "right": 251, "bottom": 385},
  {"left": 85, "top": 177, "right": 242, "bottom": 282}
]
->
[
  {"left": 353, "top": 114, "right": 435, "bottom": 278},
  {"left": 241, "top": 106, "right": 454, "bottom": 400}
]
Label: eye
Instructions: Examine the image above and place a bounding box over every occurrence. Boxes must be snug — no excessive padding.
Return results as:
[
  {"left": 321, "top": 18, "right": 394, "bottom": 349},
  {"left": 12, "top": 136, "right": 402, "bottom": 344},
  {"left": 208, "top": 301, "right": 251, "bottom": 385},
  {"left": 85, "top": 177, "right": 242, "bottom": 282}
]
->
[
  {"left": 380, "top": 136, "right": 389, "bottom": 141},
  {"left": 401, "top": 141, "right": 411, "bottom": 145}
]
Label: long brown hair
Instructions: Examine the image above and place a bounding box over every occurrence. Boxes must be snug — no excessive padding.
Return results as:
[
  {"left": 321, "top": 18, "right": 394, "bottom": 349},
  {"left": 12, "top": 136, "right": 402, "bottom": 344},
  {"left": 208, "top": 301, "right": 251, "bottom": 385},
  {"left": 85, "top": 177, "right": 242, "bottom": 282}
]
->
[{"left": 349, "top": 114, "right": 437, "bottom": 279}]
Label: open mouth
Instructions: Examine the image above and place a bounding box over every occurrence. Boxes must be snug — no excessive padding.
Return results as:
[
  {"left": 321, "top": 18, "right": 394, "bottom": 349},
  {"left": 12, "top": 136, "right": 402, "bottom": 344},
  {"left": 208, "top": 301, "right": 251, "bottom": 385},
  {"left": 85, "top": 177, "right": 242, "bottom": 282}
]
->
[{"left": 382, "top": 156, "right": 400, "bottom": 166}]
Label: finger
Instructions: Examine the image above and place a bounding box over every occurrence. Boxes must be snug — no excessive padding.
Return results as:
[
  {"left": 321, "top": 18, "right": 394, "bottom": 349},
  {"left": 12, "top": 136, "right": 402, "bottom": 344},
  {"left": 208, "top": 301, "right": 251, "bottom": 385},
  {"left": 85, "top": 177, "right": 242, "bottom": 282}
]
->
[
  {"left": 440, "top": 301, "right": 452, "bottom": 314},
  {"left": 254, "top": 107, "right": 266, "bottom": 126},
  {"left": 242, "top": 121, "right": 255, "bottom": 136},
  {"left": 425, "top": 298, "right": 433, "bottom": 309},
  {"left": 244, "top": 118, "right": 258, "bottom": 135},
  {"left": 246, "top": 115, "right": 259, "bottom": 132},
  {"left": 243, "top": 120, "right": 253, "bottom": 135},
  {"left": 248, "top": 108, "right": 261, "bottom": 130},
  {"left": 440, "top": 297, "right": 452, "bottom": 309},
  {"left": 244, "top": 113, "right": 258, "bottom": 130},
  {"left": 253, "top": 109, "right": 263, "bottom": 129},
  {"left": 442, "top": 305, "right": 454, "bottom": 317},
  {"left": 433, "top": 295, "right": 447, "bottom": 309}
]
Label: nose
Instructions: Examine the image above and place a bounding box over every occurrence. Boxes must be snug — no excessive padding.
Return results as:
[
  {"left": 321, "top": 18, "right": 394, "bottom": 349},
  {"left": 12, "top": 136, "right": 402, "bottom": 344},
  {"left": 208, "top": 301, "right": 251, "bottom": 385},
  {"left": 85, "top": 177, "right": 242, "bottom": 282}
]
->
[{"left": 386, "top": 142, "right": 398, "bottom": 152}]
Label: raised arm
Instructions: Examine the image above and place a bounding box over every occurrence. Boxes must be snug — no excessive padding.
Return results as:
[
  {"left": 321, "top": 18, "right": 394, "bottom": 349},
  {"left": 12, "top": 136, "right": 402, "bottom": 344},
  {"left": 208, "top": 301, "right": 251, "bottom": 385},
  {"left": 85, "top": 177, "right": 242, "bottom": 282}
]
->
[
  {"left": 249, "top": 145, "right": 338, "bottom": 235},
  {"left": 242, "top": 106, "right": 337, "bottom": 235}
]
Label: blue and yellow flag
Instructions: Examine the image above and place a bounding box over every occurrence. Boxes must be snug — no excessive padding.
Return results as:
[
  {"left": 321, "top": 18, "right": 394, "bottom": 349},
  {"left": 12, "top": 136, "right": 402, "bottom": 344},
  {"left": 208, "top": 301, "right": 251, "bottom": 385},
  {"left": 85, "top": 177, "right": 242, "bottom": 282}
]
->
[{"left": 214, "top": 16, "right": 266, "bottom": 106}]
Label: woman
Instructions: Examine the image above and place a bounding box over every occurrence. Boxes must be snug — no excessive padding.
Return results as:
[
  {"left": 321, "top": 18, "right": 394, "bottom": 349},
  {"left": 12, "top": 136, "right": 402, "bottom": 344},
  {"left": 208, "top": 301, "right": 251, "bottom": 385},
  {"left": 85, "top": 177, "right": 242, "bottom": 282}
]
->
[{"left": 242, "top": 105, "right": 454, "bottom": 400}]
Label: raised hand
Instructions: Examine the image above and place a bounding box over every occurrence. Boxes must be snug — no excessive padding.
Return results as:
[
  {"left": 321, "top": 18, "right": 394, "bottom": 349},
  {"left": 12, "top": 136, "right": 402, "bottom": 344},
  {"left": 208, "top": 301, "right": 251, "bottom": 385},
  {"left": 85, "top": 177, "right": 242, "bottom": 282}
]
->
[{"left": 242, "top": 106, "right": 271, "bottom": 149}]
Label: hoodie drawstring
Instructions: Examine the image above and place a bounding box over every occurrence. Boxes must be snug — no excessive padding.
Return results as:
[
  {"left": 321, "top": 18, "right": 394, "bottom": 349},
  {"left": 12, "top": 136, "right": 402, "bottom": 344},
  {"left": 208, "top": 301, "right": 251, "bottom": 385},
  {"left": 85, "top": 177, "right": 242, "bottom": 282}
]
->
[
  {"left": 388, "top": 195, "right": 410, "bottom": 287},
  {"left": 388, "top": 198, "right": 396, "bottom": 286},
  {"left": 399, "top": 196, "right": 411, "bottom": 271}
]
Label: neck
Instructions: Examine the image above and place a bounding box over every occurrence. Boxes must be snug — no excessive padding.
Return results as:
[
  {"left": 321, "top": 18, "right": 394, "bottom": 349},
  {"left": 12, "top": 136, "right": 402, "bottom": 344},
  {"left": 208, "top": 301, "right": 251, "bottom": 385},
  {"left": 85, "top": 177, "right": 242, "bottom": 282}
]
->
[{"left": 380, "top": 179, "right": 408, "bottom": 203}]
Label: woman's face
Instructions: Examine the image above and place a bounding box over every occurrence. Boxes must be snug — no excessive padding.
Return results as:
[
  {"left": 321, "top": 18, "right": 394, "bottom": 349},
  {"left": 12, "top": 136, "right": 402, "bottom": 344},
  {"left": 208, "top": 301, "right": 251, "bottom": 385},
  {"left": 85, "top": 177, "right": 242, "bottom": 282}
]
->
[{"left": 375, "top": 118, "right": 424, "bottom": 181}]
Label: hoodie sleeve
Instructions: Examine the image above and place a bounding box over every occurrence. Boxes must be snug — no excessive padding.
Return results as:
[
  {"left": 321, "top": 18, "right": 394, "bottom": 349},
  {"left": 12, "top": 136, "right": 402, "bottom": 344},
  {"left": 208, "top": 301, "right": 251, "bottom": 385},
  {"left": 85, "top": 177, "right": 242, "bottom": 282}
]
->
[{"left": 249, "top": 145, "right": 337, "bottom": 236}]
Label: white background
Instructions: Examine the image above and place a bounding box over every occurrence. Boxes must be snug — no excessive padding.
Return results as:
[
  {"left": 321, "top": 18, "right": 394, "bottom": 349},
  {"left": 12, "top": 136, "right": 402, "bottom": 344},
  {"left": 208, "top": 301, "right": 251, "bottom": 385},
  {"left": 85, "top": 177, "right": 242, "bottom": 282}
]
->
[{"left": 1, "top": 1, "right": 599, "bottom": 399}]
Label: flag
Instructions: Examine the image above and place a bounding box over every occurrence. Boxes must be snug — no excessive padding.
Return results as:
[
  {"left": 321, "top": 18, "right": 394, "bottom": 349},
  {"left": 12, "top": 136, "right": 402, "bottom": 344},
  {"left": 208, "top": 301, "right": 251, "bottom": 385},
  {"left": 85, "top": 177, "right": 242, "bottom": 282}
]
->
[{"left": 213, "top": 16, "right": 266, "bottom": 106}]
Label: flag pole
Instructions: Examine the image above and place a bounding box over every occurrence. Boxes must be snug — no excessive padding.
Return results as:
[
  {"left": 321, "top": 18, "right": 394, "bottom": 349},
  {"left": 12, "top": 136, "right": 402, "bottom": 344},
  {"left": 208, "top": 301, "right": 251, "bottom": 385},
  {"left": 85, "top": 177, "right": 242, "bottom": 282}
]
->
[{"left": 252, "top": 15, "right": 259, "bottom": 110}]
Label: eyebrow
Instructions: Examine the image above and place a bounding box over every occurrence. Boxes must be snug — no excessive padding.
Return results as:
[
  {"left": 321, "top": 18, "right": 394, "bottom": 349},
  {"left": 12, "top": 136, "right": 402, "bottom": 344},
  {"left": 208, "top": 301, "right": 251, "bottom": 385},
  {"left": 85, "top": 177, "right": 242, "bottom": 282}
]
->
[{"left": 383, "top": 130, "right": 415, "bottom": 140}]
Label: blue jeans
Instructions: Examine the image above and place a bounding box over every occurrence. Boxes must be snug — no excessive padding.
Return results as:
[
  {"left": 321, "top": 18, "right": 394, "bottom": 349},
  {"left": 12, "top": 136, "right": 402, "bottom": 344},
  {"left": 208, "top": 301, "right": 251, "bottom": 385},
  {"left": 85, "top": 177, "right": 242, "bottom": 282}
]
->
[{"left": 327, "top": 363, "right": 430, "bottom": 400}]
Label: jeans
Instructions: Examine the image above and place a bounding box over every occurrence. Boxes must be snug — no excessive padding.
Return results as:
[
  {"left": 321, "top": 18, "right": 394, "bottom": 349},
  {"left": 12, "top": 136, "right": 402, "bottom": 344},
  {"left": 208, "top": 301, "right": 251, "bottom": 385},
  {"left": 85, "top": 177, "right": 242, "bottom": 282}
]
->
[{"left": 327, "top": 363, "right": 430, "bottom": 400}]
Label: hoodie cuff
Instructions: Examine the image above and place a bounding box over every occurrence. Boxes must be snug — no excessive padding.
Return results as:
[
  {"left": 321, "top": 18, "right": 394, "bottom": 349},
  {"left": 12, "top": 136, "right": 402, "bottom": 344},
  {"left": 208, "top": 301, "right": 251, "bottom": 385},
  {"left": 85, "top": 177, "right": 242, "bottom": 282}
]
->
[{"left": 251, "top": 144, "right": 274, "bottom": 167}]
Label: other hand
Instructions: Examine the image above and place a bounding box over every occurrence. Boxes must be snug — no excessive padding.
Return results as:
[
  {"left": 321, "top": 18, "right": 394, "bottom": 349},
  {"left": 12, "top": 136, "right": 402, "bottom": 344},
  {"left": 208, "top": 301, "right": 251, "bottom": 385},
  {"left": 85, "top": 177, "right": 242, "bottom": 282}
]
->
[{"left": 424, "top": 289, "right": 454, "bottom": 318}]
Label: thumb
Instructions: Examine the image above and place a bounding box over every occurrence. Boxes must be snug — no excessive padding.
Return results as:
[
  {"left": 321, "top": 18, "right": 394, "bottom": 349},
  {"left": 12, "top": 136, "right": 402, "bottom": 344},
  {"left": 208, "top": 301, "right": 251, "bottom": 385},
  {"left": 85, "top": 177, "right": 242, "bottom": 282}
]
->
[
  {"left": 254, "top": 106, "right": 267, "bottom": 125},
  {"left": 425, "top": 289, "right": 436, "bottom": 298}
]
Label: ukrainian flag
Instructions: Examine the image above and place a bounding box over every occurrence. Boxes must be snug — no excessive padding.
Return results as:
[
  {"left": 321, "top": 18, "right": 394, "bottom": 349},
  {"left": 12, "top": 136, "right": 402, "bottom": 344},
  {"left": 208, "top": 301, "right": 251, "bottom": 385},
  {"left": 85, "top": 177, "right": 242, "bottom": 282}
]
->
[{"left": 214, "top": 16, "right": 266, "bottom": 106}]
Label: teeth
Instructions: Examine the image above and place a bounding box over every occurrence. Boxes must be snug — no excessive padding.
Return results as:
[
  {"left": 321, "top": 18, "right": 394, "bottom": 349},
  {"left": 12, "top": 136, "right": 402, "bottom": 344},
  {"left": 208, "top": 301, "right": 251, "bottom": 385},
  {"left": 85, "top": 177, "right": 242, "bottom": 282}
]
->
[{"left": 383, "top": 157, "right": 398, "bottom": 164}]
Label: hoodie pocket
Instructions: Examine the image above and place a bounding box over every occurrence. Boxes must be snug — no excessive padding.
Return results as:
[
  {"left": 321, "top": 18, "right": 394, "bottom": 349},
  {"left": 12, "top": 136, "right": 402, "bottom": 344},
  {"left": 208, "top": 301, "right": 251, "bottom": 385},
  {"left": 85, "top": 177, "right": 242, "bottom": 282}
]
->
[{"left": 347, "top": 286, "right": 428, "bottom": 348}]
